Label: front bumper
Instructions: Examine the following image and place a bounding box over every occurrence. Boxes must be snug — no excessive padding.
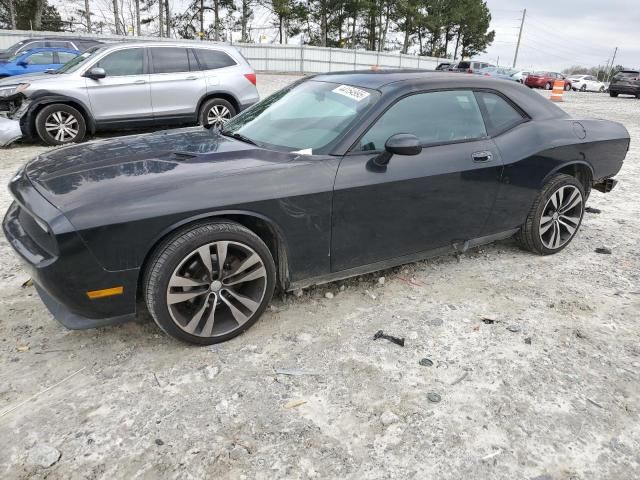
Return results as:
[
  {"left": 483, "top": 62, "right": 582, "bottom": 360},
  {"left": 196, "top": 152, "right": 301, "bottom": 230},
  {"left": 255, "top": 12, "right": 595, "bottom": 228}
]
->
[{"left": 3, "top": 174, "right": 139, "bottom": 329}]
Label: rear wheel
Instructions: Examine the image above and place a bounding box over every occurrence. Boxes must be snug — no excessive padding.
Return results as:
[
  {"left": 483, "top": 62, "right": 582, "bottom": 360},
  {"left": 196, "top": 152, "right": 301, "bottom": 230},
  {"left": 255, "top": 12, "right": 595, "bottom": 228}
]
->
[
  {"left": 199, "top": 98, "right": 236, "bottom": 129},
  {"left": 544, "top": 82, "right": 552, "bottom": 90},
  {"left": 580, "top": 84, "right": 587, "bottom": 92},
  {"left": 144, "top": 221, "right": 276, "bottom": 345},
  {"left": 516, "top": 174, "right": 585, "bottom": 255},
  {"left": 564, "top": 83, "right": 571, "bottom": 91},
  {"left": 35, "top": 104, "right": 86, "bottom": 145},
  {"left": 610, "top": 91, "right": 618, "bottom": 97}
]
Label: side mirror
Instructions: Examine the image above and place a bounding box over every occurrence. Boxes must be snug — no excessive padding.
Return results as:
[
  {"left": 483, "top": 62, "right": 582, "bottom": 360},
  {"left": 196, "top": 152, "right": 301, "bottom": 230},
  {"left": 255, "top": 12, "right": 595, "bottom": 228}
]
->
[
  {"left": 84, "top": 67, "right": 106, "bottom": 79},
  {"left": 17, "top": 60, "right": 28, "bottom": 67},
  {"left": 374, "top": 133, "right": 422, "bottom": 166}
]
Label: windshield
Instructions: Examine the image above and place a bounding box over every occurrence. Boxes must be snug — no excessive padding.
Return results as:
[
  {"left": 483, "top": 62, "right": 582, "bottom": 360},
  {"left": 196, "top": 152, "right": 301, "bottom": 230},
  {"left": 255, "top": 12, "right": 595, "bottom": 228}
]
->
[
  {"left": 222, "top": 80, "right": 380, "bottom": 153},
  {"left": 5, "top": 40, "right": 27, "bottom": 55},
  {"left": 6, "top": 51, "right": 25, "bottom": 63},
  {"left": 55, "top": 45, "right": 105, "bottom": 74}
]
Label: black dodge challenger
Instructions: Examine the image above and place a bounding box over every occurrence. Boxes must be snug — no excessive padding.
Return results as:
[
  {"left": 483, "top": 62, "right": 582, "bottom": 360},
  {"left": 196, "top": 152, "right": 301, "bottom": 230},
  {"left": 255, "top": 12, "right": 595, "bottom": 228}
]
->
[{"left": 3, "top": 71, "right": 630, "bottom": 344}]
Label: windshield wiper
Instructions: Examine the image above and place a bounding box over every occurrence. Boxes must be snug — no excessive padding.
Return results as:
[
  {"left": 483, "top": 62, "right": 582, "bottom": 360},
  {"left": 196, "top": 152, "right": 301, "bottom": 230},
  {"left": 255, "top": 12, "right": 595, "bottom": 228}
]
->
[{"left": 220, "top": 130, "right": 258, "bottom": 146}]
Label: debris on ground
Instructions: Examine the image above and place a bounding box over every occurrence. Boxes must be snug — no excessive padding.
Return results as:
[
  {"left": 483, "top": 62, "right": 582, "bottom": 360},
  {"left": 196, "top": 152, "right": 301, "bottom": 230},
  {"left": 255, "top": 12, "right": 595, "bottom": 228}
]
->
[
  {"left": 450, "top": 371, "right": 468, "bottom": 386},
  {"left": 595, "top": 247, "right": 612, "bottom": 254},
  {"left": 380, "top": 410, "right": 400, "bottom": 426},
  {"left": 21, "top": 278, "right": 33, "bottom": 288},
  {"left": 378, "top": 276, "right": 385, "bottom": 286},
  {"left": 506, "top": 325, "right": 521, "bottom": 333},
  {"left": 284, "top": 399, "right": 307, "bottom": 409},
  {"left": 524, "top": 337, "right": 532, "bottom": 345},
  {"left": 293, "top": 289, "right": 303, "bottom": 297},
  {"left": 16, "top": 345, "right": 29, "bottom": 352},
  {"left": 585, "top": 207, "right": 602, "bottom": 214},
  {"left": 26, "top": 444, "right": 61, "bottom": 468},
  {"left": 482, "top": 317, "right": 497, "bottom": 324},
  {"left": 275, "top": 368, "right": 322, "bottom": 376},
  {"left": 373, "top": 330, "right": 405, "bottom": 347},
  {"left": 427, "top": 392, "right": 441, "bottom": 403},
  {"left": 481, "top": 449, "right": 503, "bottom": 461},
  {"left": 155, "top": 439, "right": 164, "bottom": 446},
  {"left": 324, "top": 292, "right": 334, "bottom": 299},
  {"left": 575, "top": 329, "right": 587, "bottom": 339},
  {"left": 419, "top": 358, "right": 434, "bottom": 367},
  {"left": 587, "top": 398, "right": 604, "bottom": 409},
  {"left": 364, "top": 290, "right": 377, "bottom": 300}
]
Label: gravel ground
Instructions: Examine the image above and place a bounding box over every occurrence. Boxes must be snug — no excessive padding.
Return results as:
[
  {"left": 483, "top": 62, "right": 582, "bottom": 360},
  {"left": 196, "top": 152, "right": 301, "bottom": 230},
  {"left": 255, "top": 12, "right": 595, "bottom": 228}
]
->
[{"left": 0, "top": 77, "right": 638, "bottom": 480}]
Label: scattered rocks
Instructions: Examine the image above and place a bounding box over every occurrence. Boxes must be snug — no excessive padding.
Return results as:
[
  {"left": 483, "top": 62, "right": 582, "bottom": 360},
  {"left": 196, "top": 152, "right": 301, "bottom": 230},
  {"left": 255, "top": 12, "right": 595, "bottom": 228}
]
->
[
  {"left": 229, "top": 444, "right": 250, "bottom": 460},
  {"left": 575, "top": 329, "right": 587, "bottom": 339},
  {"left": 380, "top": 410, "right": 400, "bottom": 426},
  {"left": 419, "top": 358, "right": 434, "bottom": 367},
  {"left": 364, "top": 290, "right": 377, "bottom": 300},
  {"left": 506, "top": 325, "right": 521, "bottom": 333},
  {"left": 595, "top": 246, "right": 612, "bottom": 255},
  {"left": 378, "top": 277, "right": 386, "bottom": 286},
  {"left": 430, "top": 318, "right": 443, "bottom": 327},
  {"left": 26, "top": 444, "right": 60, "bottom": 468},
  {"left": 482, "top": 318, "right": 496, "bottom": 325},
  {"left": 585, "top": 206, "right": 602, "bottom": 214},
  {"left": 427, "top": 392, "right": 441, "bottom": 403},
  {"left": 293, "top": 289, "right": 303, "bottom": 297},
  {"left": 155, "top": 439, "right": 164, "bottom": 446},
  {"left": 324, "top": 292, "right": 334, "bottom": 299},
  {"left": 524, "top": 337, "right": 532, "bottom": 345}
]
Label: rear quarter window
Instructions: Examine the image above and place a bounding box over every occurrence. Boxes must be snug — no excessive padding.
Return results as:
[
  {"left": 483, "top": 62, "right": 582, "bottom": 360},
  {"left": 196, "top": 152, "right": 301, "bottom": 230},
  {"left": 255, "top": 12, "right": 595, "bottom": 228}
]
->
[
  {"left": 194, "top": 49, "right": 237, "bottom": 70},
  {"left": 475, "top": 91, "right": 525, "bottom": 136}
]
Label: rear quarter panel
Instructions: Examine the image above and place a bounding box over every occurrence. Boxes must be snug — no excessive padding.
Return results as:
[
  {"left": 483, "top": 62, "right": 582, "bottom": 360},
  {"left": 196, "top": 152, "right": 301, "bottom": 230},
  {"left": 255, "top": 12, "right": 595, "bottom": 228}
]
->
[{"left": 483, "top": 118, "right": 630, "bottom": 234}]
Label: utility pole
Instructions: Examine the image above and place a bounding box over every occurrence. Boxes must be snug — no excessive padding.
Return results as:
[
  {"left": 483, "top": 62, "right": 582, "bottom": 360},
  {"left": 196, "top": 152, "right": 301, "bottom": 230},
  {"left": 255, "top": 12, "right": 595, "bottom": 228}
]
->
[
  {"left": 606, "top": 47, "right": 618, "bottom": 83},
  {"left": 513, "top": 8, "right": 526, "bottom": 68}
]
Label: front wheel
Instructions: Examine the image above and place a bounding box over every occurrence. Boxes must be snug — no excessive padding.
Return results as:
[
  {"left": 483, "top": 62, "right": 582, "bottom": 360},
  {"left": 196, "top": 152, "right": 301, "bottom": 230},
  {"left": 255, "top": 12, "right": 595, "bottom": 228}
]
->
[
  {"left": 199, "top": 98, "right": 236, "bottom": 129},
  {"left": 610, "top": 91, "right": 618, "bottom": 97},
  {"left": 544, "top": 82, "right": 552, "bottom": 90},
  {"left": 35, "top": 104, "right": 86, "bottom": 145},
  {"left": 144, "top": 221, "right": 276, "bottom": 345},
  {"left": 580, "top": 85, "right": 587, "bottom": 92},
  {"left": 564, "top": 83, "right": 571, "bottom": 91},
  {"left": 516, "top": 174, "right": 585, "bottom": 255}
]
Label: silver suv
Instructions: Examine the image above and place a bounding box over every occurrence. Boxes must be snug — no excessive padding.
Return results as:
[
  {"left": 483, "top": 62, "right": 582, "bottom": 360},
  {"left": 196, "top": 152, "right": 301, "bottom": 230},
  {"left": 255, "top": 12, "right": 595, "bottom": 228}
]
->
[{"left": 0, "top": 41, "right": 259, "bottom": 145}]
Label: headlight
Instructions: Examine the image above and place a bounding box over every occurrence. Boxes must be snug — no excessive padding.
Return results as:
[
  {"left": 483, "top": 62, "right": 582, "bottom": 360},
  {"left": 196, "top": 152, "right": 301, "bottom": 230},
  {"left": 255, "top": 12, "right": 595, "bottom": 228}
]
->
[{"left": 0, "top": 83, "right": 29, "bottom": 97}]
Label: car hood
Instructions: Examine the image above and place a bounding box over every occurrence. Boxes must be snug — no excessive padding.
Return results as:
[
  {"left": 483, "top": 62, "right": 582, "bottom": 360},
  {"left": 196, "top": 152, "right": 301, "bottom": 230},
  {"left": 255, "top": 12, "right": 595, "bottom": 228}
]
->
[
  {"left": 0, "top": 72, "right": 57, "bottom": 85},
  {"left": 25, "top": 127, "right": 297, "bottom": 213}
]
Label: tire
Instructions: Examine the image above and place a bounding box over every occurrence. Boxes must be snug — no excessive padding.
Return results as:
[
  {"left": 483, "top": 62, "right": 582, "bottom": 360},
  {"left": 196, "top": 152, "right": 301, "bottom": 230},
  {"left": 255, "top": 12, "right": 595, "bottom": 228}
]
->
[
  {"left": 544, "top": 82, "right": 552, "bottom": 90},
  {"left": 580, "top": 85, "right": 587, "bottom": 92},
  {"left": 599, "top": 86, "right": 605, "bottom": 93},
  {"left": 199, "top": 98, "right": 236, "bottom": 129},
  {"left": 144, "top": 221, "right": 276, "bottom": 345},
  {"left": 35, "top": 104, "right": 86, "bottom": 145},
  {"left": 609, "top": 91, "right": 618, "bottom": 97},
  {"left": 564, "top": 83, "right": 571, "bottom": 91},
  {"left": 515, "top": 174, "right": 585, "bottom": 255}
]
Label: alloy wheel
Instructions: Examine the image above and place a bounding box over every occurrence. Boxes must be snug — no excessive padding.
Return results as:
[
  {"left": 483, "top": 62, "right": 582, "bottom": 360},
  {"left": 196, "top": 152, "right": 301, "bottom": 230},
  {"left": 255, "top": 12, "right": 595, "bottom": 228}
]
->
[
  {"left": 45, "top": 111, "right": 79, "bottom": 142},
  {"left": 539, "top": 185, "right": 583, "bottom": 250},
  {"left": 166, "top": 241, "right": 267, "bottom": 338},
  {"left": 207, "top": 105, "right": 232, "bottom": 129}
]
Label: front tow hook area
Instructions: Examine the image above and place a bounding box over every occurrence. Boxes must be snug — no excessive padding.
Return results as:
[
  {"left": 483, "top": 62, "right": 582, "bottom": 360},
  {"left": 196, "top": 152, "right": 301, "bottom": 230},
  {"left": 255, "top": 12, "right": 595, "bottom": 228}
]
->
[{"left": 593, "top": 178, "right": 618, "bottom": 193}]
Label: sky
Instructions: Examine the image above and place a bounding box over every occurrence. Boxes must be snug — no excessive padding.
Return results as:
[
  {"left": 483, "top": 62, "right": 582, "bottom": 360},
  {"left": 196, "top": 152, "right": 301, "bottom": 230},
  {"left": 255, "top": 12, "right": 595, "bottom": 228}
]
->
[{"left": 481, "top": 0, "right": 639, "bottom": 71}]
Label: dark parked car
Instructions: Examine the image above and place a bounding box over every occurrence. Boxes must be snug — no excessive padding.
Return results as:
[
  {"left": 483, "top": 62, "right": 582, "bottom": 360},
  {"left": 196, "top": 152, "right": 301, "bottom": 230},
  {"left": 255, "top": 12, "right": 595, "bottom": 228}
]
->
[
  {"left": 0, "top": 37, "right": 102, "bottom": 61},
  {"left": 525, "top": 71, "right": 571, "bottom": 90},
  {"left": 608, "top": 70, "right": 640, "bottom": 98},
  {"left": 450, "top": 60, "right": 494, "bottom": 73},
  {"left": 3, "top": 71, "right": 630, "bottom": 345},
  {"left": 435, "top": 62, "right": 452, "bottom": 71}
]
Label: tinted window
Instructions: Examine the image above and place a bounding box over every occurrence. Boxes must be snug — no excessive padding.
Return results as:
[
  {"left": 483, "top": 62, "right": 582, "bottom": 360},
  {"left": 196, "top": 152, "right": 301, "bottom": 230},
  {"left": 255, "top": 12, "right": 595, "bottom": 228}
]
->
[
  {"left": 48, "top": 41, "right": 72, "bottom": 48},
  {"left": 358, "top": 90, "right": 486, "bottom": 151},
  {"left": 19, "top": 41, "right": 46, "bottom": 53},
  {"left": 614, "top": 71, "right": 639, "bottom": 79},
  {"left": 97, "top": 48, "right": 144, "bottom": 76},
  {"left": 27, "top": 52, "right": 54, "bottom": 65},
  {"left": 150, "top": 47, "right": 189, "bottom": 73},
  {"left": 475, "top": 92, "right": 524, "bottom": 136},
  {"left": 58, "top": 51, "right": 78, "bottom": 64},
  {"left": 457, "top": 61, "right": 470, "bottom": 69},
  {"left": 194, "top": 49, "right": 236, "bottom": 70}
]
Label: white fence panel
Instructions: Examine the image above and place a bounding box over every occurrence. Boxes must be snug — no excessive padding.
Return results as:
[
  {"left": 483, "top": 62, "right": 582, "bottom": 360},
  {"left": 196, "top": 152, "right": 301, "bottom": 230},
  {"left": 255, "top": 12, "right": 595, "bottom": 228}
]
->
[{"left": 0, "top": 29, "right": 447, "bottom": 74}]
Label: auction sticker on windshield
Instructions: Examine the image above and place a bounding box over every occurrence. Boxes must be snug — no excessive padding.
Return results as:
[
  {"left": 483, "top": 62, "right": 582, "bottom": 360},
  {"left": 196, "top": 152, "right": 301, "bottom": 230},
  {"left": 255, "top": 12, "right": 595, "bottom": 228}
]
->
[{"left": 332, "top": 84, "right": 370, "bottom": 101}]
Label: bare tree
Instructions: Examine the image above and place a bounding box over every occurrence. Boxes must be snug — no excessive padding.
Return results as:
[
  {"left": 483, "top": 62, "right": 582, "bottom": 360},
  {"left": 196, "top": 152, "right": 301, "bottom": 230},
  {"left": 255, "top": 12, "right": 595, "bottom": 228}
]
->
[
  {"left": 158, "top": 0, "right": 163, "bottom": 37},
  {"left": 112, "top": 0, "right": 122, "bottom": 33},
  {"left": 135, "top": 0, "right": 140, "bottom": 34},
  {"left": 33, "top": 0, "right": 45, "bottom": 29},
  {"left": 8, "top": 0, "right": 16, "bottom": 28},
  {"left": 164, "top": 0, "right": 170, "bottom": 36}
]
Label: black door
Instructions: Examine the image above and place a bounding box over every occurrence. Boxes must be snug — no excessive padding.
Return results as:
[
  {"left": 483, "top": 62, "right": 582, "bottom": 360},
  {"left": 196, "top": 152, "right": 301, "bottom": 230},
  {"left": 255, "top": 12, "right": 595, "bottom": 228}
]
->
[{"left": 331, "top": 89, "right": 504, "bottom": 272}]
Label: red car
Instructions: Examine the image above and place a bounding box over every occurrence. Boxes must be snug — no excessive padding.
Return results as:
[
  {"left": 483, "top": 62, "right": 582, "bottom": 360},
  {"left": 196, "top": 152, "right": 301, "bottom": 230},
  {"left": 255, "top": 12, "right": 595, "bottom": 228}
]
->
[{"left": 525, "top": 72, "right": 571, "bottom": 91}]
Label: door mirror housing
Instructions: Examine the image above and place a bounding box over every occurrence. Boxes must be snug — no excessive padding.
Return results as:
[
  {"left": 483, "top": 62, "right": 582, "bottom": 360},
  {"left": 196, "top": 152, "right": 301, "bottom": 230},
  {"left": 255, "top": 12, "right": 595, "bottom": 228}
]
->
[
  {"left": 84, "top": 67, "right": 106, "bottom": 79},
  {"left": 16, "top": 60, "right": 28, "bottom": 67},
  {"left": 374, "top": 134, "right": 422, "bottom": 166}
]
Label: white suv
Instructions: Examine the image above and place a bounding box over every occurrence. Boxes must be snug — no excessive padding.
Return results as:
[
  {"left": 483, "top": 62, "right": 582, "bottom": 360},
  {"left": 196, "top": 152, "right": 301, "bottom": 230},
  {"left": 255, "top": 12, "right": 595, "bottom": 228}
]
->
[{"left": 0, "top": 41, "right": 259, "bottom": 145}]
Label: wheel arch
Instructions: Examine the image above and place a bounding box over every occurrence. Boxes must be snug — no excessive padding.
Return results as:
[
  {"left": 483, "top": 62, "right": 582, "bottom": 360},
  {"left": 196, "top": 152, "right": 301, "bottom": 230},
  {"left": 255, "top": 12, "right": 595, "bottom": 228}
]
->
[
  {"left": 138, "top": 210, "right": 291, "bottom": 297},
  {"left": 23, "top": 93, "right": 96, "bottom": 136},
  {"left": 196, "top": 91, "right": 241, "bottom": 118},
  {"left": 545, "top": 161, "right": 594, "bottom": 194}
]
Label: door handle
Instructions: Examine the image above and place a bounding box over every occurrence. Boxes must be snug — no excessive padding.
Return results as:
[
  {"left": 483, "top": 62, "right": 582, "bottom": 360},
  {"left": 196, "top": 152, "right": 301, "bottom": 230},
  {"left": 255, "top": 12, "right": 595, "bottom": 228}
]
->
[
  {"left": 472, "top": 151, "right": 493, "bottom": 162},
  {"left": 185, "top": 76, "right": 198, "bottom": 80},
  {"left": 134, "top": 79, "right": 146, "bottom": 84}
]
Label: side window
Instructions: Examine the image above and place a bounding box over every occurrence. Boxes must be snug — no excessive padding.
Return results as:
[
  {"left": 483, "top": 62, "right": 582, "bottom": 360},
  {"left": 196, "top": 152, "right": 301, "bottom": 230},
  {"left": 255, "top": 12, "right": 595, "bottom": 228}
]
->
[
  {"left": 475, "top": 91, "right": 525, "bottom": 136},
  {"left": 58, "top": 52, "right": 78, "bottom": 64},
  {"left": 150, "top": 47, "right": 189, "bottom": 73},
  {"left": 194, "top": 49, "right": 237, "bottom": 70},
  {"left": 358, "top": 90, "right": 487, "bottom": 151},
  {"left": 97, "top": 48, "right": 144, "bottom": 76},
  {"left": 188, "top": 49, "right": 200, "bottom": 71},
  {"left": 26, "top": 52, "right": 54, "bottom": 65},
  {"left": 47, "top": 41, "right": 71, "bottom": 48}
]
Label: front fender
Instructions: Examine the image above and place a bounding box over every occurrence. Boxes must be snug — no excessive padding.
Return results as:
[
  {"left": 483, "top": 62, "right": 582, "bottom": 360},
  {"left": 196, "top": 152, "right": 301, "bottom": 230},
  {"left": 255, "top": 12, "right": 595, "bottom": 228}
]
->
[{"left": 20, "top": 91, "right": 96, "bottom": 138}]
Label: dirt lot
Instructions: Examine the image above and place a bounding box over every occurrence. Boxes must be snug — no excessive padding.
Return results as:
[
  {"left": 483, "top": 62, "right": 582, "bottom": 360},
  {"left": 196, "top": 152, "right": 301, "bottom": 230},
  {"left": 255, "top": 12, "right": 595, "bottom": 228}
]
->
[{"left": 0, "top": 76, "right": 638, "bottom": 480}]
